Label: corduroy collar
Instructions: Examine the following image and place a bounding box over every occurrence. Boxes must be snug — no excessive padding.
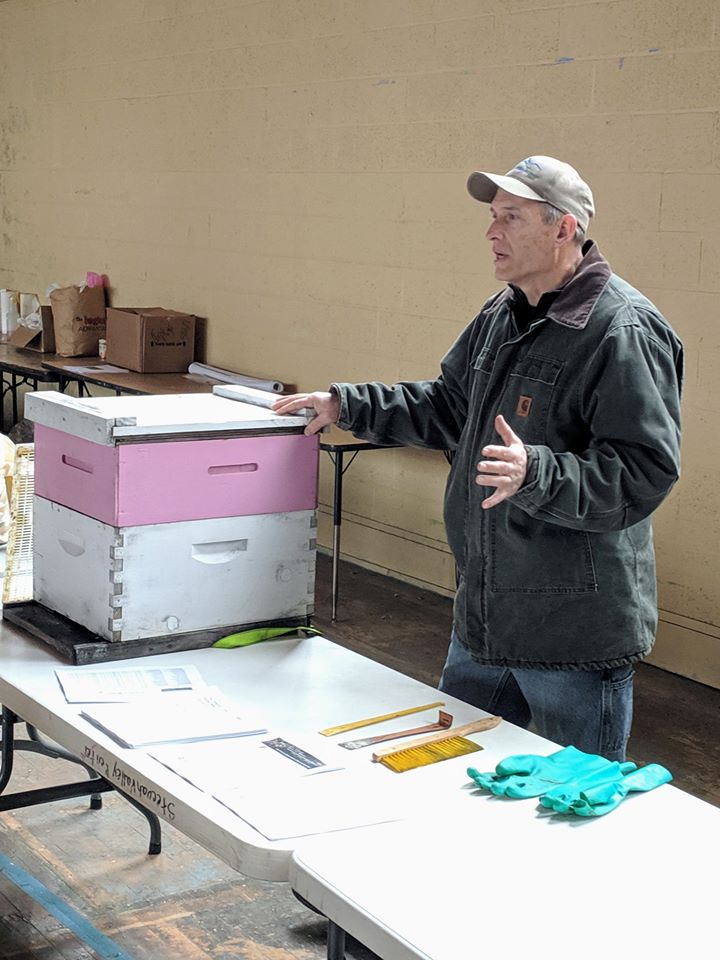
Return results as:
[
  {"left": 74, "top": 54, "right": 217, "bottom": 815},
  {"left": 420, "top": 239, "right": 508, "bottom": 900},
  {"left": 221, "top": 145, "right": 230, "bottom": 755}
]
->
[{"left": 494, "top": 241, "right": 612, "bottom": 330}]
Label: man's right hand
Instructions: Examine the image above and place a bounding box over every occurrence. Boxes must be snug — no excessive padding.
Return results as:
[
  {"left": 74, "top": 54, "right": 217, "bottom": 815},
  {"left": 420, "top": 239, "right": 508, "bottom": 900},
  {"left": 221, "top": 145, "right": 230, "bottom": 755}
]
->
[{"left": 272, "top": 391, "right": 340, "bottom": 436}]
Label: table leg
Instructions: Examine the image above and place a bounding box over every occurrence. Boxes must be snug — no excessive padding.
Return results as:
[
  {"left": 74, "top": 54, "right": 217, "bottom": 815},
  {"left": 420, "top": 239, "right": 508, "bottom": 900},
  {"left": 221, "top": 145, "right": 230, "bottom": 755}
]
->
[
  {"left": 0, "top": 706, "right": 18, "bottom": 793},
  {"left": 5, "top": 373, "right": 39, "bottom": 428},
  {"left": 1, "top": 375, "right": 9, "bottom": 433},
  {"left": 114, "top": 788, "right": 162, "bottom": 854},
  {"left": 26, "top": 723, "right": 104, "bottom": 808},
  {"left": 11, "top": 372, "right": 19, "bottom": 427},
  {"left": 327, "top": 920, "right": 346, "bottom": 960},
  {"left": 0, "top": 707, "right": 161, "bottom": 854},
  {"left": 331, "top": 449, "right": 344, "bottom": 622}
]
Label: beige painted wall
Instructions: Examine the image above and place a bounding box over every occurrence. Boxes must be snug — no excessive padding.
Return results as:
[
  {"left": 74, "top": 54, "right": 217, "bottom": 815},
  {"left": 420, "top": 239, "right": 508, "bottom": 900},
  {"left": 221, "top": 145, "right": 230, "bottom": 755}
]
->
[{"left": 1, "top": 0, "right": 718, "bottom": 686}]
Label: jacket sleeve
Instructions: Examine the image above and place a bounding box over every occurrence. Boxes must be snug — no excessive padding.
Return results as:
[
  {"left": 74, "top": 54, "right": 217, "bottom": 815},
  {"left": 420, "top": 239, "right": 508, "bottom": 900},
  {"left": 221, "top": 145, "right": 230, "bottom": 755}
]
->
[
  {"left": 511, "top": 320, "right": 683, "bottom": 532},
  {"left": 330, "top": 323, "right": 475, "bottom": 450}
]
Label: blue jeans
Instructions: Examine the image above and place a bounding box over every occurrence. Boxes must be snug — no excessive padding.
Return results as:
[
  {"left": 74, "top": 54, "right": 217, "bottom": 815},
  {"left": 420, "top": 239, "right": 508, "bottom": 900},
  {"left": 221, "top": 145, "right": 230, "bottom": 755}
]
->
[{"left": 439, "top": 632, "right": 634, "bottom": 762}]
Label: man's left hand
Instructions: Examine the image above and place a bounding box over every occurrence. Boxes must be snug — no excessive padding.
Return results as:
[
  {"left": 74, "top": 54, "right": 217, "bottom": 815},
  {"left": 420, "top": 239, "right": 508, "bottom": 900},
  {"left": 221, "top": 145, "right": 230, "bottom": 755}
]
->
[{"left": 476, "top": 415, "right": 528, "bottom": 509}]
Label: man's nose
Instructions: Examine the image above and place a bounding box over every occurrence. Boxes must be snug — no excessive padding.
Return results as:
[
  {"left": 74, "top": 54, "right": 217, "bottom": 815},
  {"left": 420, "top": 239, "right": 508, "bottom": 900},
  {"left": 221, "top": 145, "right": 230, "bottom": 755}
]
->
[{"left": 486, "top": 221, "right": 500, "bottom": 241}]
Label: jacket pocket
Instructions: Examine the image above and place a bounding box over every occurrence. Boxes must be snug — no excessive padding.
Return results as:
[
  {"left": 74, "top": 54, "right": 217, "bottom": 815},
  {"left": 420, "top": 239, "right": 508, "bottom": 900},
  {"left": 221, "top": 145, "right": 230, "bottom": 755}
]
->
[
  {"left": 497, "top": 353, "right": 563, "bottom": 445},
  {"left": 472, "top": 346, "right": 495, "bottom": 375},
  {"left": 490, "top": 512, "right": 597, "bottom": 594},
  {"left": 469, "top": 345, "right": 497, "bottom": 414}
]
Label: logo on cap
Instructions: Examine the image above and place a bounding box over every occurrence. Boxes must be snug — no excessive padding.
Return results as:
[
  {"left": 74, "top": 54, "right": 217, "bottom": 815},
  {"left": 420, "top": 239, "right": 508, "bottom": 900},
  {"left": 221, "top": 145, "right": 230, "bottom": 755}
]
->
[{"left": 513, "top": 158, "right": 543, "bottom": 180}]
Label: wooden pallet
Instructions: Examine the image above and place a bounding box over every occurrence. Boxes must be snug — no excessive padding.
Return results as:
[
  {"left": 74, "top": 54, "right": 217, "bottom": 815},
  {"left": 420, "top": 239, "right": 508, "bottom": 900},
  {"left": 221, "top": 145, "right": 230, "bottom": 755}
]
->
[{"left": 2, "top": 600, "right": 310, "bottom": 665}]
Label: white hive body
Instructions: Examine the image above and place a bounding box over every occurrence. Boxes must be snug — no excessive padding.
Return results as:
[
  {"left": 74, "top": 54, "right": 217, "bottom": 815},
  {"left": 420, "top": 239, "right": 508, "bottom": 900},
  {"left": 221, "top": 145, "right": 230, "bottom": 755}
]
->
[{"left": 33, "top": 499, "right": 316, "bottom": 643}]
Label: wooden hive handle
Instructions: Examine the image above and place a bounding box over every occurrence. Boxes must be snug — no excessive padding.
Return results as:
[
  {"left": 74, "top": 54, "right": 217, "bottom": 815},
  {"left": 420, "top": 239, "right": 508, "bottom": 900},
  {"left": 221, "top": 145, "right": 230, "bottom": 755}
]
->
[{"left": 372, "top": 715, "right": 502, "bottom": 761}]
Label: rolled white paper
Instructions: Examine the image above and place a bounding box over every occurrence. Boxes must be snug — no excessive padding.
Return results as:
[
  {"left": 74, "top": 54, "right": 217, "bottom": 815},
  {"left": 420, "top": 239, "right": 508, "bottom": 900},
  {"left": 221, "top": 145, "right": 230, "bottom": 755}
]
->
[{"left": 0, "top": 289, "right": 20, "bottom": 335}]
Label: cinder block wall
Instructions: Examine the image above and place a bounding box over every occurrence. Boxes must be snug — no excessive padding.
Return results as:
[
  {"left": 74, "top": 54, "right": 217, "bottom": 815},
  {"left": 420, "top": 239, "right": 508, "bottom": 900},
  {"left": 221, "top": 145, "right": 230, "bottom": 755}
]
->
[{"left": 1, "top": 0, "right": 718, "bottom": 685}]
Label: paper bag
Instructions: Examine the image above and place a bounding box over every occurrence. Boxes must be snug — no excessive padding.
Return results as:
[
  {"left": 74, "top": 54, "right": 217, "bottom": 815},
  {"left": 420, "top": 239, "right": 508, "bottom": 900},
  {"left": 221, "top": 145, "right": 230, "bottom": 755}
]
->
[{"left": 50, "top": 285, "right": 106, "bottom": 357}]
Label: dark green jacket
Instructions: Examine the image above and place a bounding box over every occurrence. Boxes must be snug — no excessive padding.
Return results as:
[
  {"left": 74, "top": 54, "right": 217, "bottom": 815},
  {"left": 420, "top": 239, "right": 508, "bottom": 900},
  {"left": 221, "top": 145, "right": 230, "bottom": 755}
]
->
[{"left": 333, "top": 243, "right": 683, "bottom": 669}]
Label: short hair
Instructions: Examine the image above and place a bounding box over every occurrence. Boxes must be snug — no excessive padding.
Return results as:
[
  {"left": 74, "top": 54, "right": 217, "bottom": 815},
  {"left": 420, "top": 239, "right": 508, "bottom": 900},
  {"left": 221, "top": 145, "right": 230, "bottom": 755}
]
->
[{"left": 540, "top": 202, "right": 586, "bottom": 245}]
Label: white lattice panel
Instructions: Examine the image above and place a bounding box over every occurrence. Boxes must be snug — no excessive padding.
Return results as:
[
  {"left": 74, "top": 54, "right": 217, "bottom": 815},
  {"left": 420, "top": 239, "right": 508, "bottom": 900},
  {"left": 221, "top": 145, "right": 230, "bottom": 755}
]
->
[{"left": 2, "top": 444, "right": 34, "bottom": 604}]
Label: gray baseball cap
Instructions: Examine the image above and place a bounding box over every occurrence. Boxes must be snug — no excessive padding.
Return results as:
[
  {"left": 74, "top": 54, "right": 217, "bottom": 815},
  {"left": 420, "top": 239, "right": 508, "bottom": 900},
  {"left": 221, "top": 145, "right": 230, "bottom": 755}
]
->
[{"left": 467, "top": 156, "right": 595, "bottom": 232}]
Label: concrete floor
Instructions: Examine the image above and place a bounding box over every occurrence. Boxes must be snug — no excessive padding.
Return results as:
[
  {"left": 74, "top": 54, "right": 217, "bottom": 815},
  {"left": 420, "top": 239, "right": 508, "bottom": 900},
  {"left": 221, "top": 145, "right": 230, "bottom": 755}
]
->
[{"left": 1, "top": 552, "right": 718, "bottom": 958}]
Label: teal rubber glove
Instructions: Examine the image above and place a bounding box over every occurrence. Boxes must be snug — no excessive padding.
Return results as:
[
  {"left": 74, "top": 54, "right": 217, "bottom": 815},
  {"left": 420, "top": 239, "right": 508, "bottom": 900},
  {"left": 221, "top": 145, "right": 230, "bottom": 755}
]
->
[
  {"left": 540, "top": 763, "right": 672, "bottom": 817},
  {"left": 538, "top": 759, "right": 638, "bottom": 808},
  {"left": 467, "top": 745, "right": 635, "bottom": 799}
]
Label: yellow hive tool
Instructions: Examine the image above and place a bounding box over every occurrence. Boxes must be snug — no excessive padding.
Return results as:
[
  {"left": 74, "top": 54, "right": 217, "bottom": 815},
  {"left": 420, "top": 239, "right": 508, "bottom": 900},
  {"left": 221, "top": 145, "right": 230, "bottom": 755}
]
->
[{"left": 319, "top": 701, "right": 445, "bottom": 737}]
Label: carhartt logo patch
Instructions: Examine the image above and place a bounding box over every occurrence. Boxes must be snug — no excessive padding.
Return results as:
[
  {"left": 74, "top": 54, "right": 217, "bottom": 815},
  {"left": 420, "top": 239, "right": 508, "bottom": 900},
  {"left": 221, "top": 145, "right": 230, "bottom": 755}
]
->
[{"left": 516, "top": 396, "right": 533, "bottom": 417}]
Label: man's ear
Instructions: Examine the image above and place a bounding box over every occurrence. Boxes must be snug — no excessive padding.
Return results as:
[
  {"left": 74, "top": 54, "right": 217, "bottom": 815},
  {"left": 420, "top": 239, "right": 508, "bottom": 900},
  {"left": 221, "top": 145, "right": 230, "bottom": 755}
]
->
[{"left": 556, "top": 214, "right": 578, "bottom": 245}]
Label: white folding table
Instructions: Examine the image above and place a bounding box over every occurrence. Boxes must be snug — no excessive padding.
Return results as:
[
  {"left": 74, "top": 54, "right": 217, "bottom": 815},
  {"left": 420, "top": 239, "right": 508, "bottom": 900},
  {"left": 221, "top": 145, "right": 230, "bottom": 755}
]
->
[
  {"left": 3, "top": 621, "right": 716, "bottom": 960},
  {"left": 0, "top": 622, "right": 545, "bottom": 881},
  {"left": 290, "top": 765, "right": 720, "bottom": 960}
]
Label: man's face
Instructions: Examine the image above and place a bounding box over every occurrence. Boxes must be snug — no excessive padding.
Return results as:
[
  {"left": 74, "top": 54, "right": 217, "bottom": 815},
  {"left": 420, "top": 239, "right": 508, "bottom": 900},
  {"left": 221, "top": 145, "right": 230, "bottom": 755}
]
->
[{"left": 485, "top": 188, "right": 561, "bottom": 291}]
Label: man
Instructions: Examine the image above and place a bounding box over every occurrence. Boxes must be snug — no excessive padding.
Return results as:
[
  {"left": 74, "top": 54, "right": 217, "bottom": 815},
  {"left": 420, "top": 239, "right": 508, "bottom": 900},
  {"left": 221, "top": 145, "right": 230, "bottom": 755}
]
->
[{"left": 273, "top": 156, "right": 683, "bottom": 761}]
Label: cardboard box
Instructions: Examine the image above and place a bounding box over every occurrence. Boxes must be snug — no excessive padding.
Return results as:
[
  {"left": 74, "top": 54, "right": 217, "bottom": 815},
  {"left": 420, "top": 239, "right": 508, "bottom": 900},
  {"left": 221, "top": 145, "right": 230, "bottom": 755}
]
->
[
  {"left": 8, "top": 305, "right": 56, "bottom": 353},
  {"left": 105, "top": 307, "right": 196, "bottom": 373}
]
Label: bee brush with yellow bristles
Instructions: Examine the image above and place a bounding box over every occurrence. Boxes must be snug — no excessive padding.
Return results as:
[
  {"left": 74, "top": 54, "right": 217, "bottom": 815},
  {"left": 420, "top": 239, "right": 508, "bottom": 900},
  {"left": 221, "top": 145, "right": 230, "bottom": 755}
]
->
[{"left": 372, "top": 715, "right": 502, "bottom": 772}]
